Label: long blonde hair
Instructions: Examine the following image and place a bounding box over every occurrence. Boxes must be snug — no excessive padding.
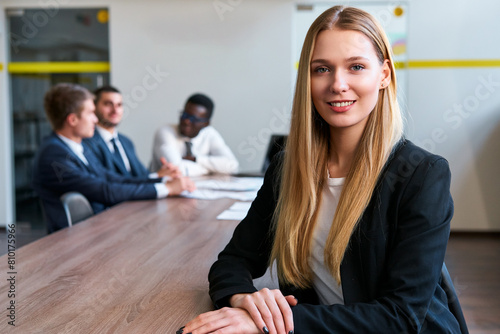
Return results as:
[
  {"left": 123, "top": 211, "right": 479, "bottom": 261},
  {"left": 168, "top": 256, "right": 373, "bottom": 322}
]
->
[{"left": 270, "top": 6, "right": 403, "bottom": 286}]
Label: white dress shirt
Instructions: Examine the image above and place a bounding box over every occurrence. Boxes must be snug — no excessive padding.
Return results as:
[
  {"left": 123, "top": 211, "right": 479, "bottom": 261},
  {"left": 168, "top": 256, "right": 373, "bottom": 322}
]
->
[{"left": 151, "top": 124, "right": 239, "bottom": 177}]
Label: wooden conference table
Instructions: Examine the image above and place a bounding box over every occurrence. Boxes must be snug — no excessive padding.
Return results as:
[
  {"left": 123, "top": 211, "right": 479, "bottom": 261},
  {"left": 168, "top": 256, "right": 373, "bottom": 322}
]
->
[{"left": 0, "top": 195, "right": 274, "bottom": 333}]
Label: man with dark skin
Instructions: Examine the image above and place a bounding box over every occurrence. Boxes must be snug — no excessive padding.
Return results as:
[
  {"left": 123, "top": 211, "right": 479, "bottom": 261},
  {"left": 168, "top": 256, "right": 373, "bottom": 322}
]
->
[{"left": 151, "top": 93, "right": 239, "bottom": 177}]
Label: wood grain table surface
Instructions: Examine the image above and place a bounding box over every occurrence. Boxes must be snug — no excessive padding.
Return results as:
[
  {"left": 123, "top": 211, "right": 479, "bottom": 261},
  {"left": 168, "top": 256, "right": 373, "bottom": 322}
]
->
[{"left": 0, "top": 196, "right": 256, "bottom": 333}]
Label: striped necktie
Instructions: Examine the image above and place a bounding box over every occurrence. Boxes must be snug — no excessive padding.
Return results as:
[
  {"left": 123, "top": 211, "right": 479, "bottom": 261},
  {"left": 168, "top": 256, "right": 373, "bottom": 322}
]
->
[{"left": 185, "top": 141, "right": 193, "bottom": 157}]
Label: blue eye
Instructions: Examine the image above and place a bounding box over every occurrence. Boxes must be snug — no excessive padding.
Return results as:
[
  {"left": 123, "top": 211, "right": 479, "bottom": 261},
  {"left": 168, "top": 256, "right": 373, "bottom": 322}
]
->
[
  {"left": 315, "top": 67, "right": 329, "bottom": 73},
  {"left": 351, "top": 64, "right": 364, "bottom": 71}
]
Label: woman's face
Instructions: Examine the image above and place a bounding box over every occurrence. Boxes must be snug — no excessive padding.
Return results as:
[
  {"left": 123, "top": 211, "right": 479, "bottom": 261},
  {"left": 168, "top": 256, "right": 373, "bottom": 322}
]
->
[{"left": 310, "top": 29, "right": 390, "bottom": 133}]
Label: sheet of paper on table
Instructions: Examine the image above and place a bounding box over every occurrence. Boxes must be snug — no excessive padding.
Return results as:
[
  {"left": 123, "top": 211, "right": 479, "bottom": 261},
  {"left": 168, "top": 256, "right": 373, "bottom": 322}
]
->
[
  {"left": 183, "top": 189, "right": 258, "bottom": 201},
  {"left": 217, "top": 201, "right": 253, "bottom": 220},
  {"left": 182, "top": 177, "right": 264, "bottom": 201},
  {"left": 194, "top": 177, "right": 264, "bottom": 191}
]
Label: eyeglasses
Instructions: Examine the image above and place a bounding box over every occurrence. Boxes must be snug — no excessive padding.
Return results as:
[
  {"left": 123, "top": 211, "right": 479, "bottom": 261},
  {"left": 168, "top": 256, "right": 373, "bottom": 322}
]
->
[{"left": 180, "top": 111, "right": 209, "bottom": 124}]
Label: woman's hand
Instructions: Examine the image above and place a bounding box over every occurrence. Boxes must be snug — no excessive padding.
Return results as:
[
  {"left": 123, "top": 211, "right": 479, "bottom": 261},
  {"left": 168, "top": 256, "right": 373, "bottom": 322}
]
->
[
  {"left": 181, "top": 307, "right": 261, "bottom": 334},
  {"left": 230, "top": 288, "right": 297, "bottom": 334}
]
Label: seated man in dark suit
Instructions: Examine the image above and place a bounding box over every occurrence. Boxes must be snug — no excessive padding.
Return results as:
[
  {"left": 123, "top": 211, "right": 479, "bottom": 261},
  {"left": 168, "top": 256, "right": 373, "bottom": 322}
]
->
[
  {"left": 32, "top": 83, "right": 195, "bottom": 233},
  {"left": 85, "top": 85, "right": 176, "bottom": 178}
]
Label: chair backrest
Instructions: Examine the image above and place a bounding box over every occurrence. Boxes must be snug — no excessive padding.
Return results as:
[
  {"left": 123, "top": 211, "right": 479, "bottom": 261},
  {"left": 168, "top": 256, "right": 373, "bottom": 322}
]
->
[
  {"left": 261, "top": 135, "right": 287, "bottom": 174},
  {"left": 60, "top": 192, "right": 94, "bottom": 227},
  {"left": 441, "top": 263, "right": 469, "bottom": 334}
]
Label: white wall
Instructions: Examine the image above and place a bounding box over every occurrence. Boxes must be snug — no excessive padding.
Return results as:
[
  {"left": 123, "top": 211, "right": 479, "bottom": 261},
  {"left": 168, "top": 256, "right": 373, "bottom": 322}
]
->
[
  {"left": 405, "top": 0, "right": 500, "bottom": 231},
  {"left": 109, "top": 0, "right": 293, "bottom": 173},
  {"left": 1, "top": 0, "right": 499, "bottom": 230}
]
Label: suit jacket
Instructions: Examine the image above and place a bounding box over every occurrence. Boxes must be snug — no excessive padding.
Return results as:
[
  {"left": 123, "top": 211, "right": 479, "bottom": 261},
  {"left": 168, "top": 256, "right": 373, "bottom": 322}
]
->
[
  {"left": 208, "top": 139, "right": 467, "bottom": 333},
  {"left": 32, "top": 133, "right": 158, "bottom": 233},
  {"left": 85, "top": 130, "right": 150, "bottom": 178}
]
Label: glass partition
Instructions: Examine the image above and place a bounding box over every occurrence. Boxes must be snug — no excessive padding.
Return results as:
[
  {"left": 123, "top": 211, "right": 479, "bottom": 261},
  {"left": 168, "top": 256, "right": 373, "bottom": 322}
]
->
[{"left": 7, "top": 7, "right": 110, "bottom": 229}]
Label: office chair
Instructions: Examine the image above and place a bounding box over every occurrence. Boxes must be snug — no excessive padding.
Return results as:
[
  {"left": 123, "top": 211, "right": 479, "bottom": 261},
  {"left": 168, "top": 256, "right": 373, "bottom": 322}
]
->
[
  {"left": 261, "top": 134, "right": 287, "bottom": 174},
  {"left": 60, "top": 192, "right": 94, "bottom": 227},
  {"left": 441, "top": 263, "right": 469, "bottom": 333}
]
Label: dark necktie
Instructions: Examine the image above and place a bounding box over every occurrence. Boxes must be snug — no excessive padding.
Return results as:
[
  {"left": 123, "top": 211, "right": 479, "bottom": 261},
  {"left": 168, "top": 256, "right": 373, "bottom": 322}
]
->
[
  {"left": 111, "top": 138, "right": 127, "bottom": 172},
  {"left": 185, "top": 141, "right": 193, "bottom": 157}
]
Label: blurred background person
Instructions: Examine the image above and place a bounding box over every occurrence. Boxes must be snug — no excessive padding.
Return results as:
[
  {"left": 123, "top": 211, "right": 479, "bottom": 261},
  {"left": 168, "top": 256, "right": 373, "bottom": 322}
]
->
[
  {"left": 33, "top": 83, "right": 195, "bottom": 233},
  {"left": 151, "top": 93, "right": 239, "bottom": 176},
  {"left": 86, "top": 85, "right": 180, "bottom": 179}
]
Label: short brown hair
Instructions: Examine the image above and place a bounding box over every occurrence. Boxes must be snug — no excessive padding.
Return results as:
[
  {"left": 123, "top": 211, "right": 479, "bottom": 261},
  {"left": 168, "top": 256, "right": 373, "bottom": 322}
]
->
[
  {"left": 44, "top": 83, "right": 94, "bottom": 130},
  {"left": 93, "top": 85, "right": 121, "bottom": 104}
]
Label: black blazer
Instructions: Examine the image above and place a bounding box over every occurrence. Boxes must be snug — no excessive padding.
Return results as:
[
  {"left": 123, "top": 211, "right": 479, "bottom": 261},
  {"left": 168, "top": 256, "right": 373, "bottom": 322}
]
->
[
  {"left": 208, "top": 140, "right": 467, "bottom": 333},
  {"left": 84, "top": 130, "right": 151, "bottom": 178},
  {"left": 32, "top": 133, "right": 158, "bottom": 233}
]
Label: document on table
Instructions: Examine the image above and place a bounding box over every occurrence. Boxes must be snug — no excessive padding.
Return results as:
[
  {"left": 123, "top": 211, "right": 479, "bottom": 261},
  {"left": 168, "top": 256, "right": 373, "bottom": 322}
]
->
[
  {"left": 182, "top": 177, "right": 264, "bottom": 201},
  {"left": 194, "top": 177, "right": 264, "bottom": 191},
  {"left": 183, "top": 189, "right": 258, "bottom": 201},
  {"left": 217, "top": 201, "right": 253, "bottom": 220}
]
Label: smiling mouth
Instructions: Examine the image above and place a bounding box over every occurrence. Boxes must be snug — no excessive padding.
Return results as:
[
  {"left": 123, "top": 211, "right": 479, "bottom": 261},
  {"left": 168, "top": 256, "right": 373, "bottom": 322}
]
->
[{"left": 328, "top": 101, "right": 355, "bottom": 107}]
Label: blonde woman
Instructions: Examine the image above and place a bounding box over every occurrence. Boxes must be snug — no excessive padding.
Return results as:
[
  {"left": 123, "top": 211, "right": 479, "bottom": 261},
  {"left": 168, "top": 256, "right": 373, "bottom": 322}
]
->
[{"left": 179, "top": 6, "right": 467, "bottom": 334}]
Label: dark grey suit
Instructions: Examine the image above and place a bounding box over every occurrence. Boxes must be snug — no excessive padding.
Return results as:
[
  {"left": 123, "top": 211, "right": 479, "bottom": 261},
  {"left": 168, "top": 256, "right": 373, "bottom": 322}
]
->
[
  {"left": 33, "top": 133, "right": 158, "bottom": 233},
  {"left": 84, "top": 130, "right": 150, "bottom": 178}
]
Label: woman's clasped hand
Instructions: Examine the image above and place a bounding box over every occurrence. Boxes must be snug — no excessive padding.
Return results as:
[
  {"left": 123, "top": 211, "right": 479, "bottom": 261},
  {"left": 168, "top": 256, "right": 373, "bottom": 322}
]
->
[{"left": 180, "top": 288, "right": 297, "bottom": 334}]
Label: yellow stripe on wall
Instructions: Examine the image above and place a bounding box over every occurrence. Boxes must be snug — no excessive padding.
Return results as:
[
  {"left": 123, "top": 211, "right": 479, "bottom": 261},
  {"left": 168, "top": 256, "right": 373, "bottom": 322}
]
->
[
  {"left": 0, "top": 63, "right": 3, "bottom": 71},
  {"left": 7, "top": 59, "right": 500, "bottom": 73},
  {"left": 396, "top": 59, "right": 500, "bottom": 69},
  {"left": 297, "top": 59, "right": 500, "bottom": 70},
  {"left": 8, "top": 62, "right": 110, "bottom": 73}
]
